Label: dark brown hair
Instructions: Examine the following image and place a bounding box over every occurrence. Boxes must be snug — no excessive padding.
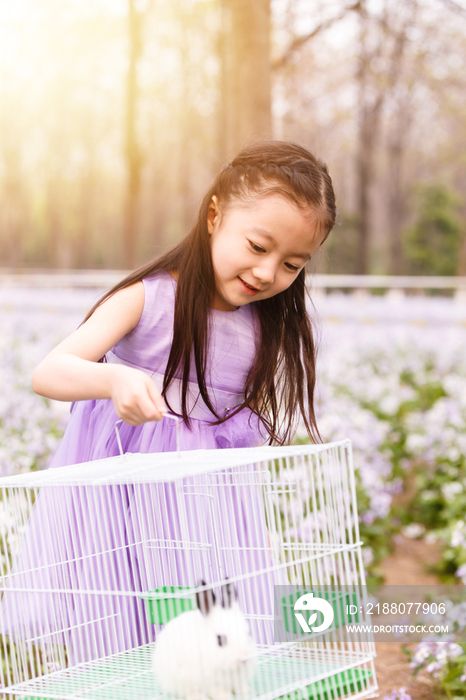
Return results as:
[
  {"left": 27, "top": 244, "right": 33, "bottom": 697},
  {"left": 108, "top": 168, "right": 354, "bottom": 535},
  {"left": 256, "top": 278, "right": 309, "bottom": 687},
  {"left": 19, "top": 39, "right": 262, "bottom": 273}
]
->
[{"left": 84, "top": 141, "right": 336, "bottom": 444}]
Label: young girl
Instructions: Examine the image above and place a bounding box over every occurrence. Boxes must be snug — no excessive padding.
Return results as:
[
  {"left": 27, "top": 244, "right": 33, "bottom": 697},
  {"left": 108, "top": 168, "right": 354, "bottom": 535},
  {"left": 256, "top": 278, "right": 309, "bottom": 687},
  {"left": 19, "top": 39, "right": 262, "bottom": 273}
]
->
[
  {"left": 2, "top": 141, "right": 335, "bottom": 665},
  {"left": 32, "top": 140, "right": 335, "bottom": 456}
]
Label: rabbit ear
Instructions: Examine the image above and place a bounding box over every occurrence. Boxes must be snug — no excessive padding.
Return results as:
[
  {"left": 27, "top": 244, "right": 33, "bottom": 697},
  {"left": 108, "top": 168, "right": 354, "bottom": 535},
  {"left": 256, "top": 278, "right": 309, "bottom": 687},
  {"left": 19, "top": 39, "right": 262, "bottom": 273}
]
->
[
  {"left": 220, "top": 578, "right": 237, "bottom": 608},
  {"left": 196, "top": 579, "right": 216, "bottom": 617}
]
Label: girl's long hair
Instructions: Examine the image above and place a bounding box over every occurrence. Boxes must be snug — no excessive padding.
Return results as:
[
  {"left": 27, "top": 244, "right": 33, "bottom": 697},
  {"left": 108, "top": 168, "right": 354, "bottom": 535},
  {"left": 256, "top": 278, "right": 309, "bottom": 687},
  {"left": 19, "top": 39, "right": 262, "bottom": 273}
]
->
[{"left": 84, "top": 141, "right": 336, "bottom": 445}]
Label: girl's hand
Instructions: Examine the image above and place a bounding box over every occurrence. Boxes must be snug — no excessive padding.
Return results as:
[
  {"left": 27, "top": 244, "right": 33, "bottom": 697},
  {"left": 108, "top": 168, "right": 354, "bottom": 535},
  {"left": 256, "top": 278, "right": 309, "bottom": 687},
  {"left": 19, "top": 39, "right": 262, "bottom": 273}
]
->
[{"left": 109, "top": 365, "right": 167, "bottom": 426}]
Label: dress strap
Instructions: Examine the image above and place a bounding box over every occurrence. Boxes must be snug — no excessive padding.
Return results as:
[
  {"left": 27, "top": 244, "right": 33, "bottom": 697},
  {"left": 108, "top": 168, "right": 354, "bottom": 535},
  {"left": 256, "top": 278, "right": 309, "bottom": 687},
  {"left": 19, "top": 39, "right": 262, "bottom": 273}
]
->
[{"left": 105, "top": 350, "right": 244, "bottom": 421}]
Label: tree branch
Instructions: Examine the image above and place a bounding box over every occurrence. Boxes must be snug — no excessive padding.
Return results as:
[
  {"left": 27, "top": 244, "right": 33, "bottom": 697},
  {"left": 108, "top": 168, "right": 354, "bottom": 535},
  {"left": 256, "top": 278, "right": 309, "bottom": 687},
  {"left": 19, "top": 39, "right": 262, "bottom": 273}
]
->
[
  {"left": 272, "top": 1, "right": 361, "bottom": 70},
  {"left": 436, "top": 0, "right": 466, "bottom": 19}
]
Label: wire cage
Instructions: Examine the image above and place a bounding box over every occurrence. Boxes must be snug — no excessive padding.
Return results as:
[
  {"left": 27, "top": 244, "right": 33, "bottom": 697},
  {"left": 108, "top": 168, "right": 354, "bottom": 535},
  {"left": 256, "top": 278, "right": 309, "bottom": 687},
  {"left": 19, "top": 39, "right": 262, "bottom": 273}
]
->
[{"left": 0, "top": 439, "right": 377, "bottom": 700}]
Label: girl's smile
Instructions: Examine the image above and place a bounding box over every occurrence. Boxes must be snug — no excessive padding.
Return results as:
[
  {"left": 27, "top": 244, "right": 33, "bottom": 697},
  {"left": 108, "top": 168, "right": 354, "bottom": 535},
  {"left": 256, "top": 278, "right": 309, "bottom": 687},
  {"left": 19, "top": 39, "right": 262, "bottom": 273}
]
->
[
  {"left": 238, "top": 277, "right": 260, "bottom": 295},
  {"left": 207, "top": 194, "right": 325, "bottom": 311}
]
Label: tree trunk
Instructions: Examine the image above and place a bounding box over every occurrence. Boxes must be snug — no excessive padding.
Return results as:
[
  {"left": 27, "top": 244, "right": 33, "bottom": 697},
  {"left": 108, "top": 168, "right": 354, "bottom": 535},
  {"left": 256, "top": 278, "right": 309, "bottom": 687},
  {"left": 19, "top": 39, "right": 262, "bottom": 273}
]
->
[
  {"left": 355, "top": 1, "right": 376, "bottom": 275},
  {"left": 356, "top": 72, "right": 384, "bottom": 275},
  {"left": 457, "top": 201, "right": 466, "bottom": 276},
  {"left": 47, "top": 177, "right": 61, "bottom": 267},
  {"left": 178, "top": 18, "right": 193, "bottom": 233},
  {"left": 124, "top": 0, "right": 143, "bottom": 269},
  {"left": 387, "top": 95, "right": 412, "bottom": 275},
  {"left": 1, "top": 176, "right": 23, "bottom": 267},
  {"left": 77, "top": 167, "right": 95, "bottom": 268},
  {"left": 356, "top": 111, "right": 373, "bottom": 275},
  {"left": 458, "top": 232, "right": 466, "bottom": 276},
  {"left": 219, "top": 0, "right": 272, "bottom": 161},
  {"left": 355, "top": 0, "right": 404, "bottom": 274},
  {"left": 387, "top": 139, "right": 404, "bottom": 275}
]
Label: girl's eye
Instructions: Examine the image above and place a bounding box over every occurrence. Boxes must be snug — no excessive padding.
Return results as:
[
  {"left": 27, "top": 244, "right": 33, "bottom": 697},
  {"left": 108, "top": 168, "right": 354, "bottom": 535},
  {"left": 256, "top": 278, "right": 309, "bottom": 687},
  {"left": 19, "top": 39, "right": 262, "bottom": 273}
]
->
[
  {"left": 249, "top": 241, "right": 265, "bottom": 253},
  {"left": 285, "top": 263, "right": 299, "bottom": 272}
]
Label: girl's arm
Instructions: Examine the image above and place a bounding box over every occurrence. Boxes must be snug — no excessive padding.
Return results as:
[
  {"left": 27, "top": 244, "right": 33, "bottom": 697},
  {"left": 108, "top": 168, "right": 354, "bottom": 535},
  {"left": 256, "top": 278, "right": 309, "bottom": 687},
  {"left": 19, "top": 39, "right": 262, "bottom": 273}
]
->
[{"left": 32, "top": 282, "right": 167, "bottom": 425}]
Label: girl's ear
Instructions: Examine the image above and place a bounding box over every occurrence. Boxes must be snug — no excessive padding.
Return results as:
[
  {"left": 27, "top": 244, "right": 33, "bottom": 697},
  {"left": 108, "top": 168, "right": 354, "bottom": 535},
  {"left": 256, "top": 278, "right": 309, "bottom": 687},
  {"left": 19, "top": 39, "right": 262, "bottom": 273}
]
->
[{"left": 207, "top": 195, "right": 220, "bottom": 235}]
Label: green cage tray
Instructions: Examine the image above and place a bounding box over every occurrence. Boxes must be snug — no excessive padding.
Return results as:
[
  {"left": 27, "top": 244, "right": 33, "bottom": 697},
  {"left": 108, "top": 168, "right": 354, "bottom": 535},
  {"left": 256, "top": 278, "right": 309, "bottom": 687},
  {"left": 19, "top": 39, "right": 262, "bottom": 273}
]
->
[
  {"left": 279, "top": 667, "right": 372, "bottom": 700},
  {"left": 19, "top": 649, "right": 373, "bottom": 700},
  {"left": 140, "top": 585, "right": 197, "bottom": 625},
  {"left": 21, "top": 666, "right": 372, "bottom": 700}
]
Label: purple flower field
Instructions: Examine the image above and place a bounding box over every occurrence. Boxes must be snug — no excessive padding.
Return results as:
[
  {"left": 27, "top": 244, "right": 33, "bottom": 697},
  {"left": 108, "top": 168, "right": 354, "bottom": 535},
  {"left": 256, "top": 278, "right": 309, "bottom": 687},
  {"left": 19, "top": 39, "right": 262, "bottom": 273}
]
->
[
  {"left": 2, "top": 288, "right": 465, "bottom": 528},
  {"left": 1, "top": 287, "right": 466, "bottom": 693}
]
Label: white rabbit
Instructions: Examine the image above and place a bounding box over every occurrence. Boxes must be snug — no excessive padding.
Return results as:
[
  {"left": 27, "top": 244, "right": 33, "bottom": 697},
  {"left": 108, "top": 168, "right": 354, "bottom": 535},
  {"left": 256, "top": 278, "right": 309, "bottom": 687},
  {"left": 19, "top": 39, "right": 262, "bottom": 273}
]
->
[{"left": 152, "top": 579, "right": 257, "bottom": 700}]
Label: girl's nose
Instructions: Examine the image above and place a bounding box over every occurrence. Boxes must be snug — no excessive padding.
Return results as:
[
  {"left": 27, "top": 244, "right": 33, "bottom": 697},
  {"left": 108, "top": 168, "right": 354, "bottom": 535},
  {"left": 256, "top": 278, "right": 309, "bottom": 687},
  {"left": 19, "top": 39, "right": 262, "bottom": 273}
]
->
[{"left": 252, "top": 263, "right": 276, "bottom": 285}]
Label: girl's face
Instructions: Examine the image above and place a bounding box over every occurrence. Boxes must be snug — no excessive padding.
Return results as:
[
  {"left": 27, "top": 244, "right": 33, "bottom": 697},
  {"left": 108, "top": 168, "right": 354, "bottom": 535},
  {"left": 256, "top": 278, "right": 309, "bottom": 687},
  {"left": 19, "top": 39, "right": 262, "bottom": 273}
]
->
[{"left": 207, "top": 193, "right": 325, "bottom": 311}]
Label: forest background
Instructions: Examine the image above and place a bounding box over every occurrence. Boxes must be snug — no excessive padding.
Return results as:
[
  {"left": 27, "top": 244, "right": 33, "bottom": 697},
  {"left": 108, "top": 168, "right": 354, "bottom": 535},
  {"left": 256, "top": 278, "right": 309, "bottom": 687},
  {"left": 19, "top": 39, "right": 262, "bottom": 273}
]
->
[
  {"left": 2, "top": 5, "right": 466, "bottom": 694},
  {"left": 1, "top": 0, "right": 465, "bottom": 277}
]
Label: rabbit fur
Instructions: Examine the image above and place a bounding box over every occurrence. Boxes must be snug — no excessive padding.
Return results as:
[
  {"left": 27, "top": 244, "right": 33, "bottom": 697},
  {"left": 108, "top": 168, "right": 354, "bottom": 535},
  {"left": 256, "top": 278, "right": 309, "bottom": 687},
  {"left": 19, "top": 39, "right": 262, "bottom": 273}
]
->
[{"left": 152, "top": 579, "right": 257, "bottom": 700}]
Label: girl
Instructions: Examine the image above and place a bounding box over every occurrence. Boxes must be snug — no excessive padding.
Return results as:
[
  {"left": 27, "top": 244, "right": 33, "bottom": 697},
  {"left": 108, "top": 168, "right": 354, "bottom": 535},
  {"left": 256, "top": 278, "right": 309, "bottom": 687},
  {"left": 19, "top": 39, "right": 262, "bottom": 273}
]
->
[
  {"left": 2, "top": 141, "right": 335, "bottom": 664},
  {"left": 32, "top": 140, "right": 335, "bottom": 455}
]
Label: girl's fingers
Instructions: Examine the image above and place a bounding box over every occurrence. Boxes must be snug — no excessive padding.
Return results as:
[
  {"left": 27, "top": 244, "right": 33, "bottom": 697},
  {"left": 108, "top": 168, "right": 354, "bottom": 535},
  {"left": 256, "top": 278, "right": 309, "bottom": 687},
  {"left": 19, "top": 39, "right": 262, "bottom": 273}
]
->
[
  {"left": 146, "top": 379, "right": 168, "bottom": 416},
  {"left": 122, "top": 386, "right": 166, "bottom": 425},
  {"left": 115, "top": 399, "right": 155, "bottom": 425},
  {"left": 118, "top": 412, "right": 154, "bottom": 426},
  {"left": 116, "top": 407, "right": 143, "bottom": 426},
  {"left": 111, "top": 370, "right": 167, "bottom": 425}
]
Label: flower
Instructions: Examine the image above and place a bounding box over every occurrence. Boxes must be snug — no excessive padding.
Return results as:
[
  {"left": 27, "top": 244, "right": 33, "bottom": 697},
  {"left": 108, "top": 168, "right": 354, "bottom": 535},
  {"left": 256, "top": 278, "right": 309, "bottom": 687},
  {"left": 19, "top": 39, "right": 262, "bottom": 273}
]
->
[
  {"left": 451, "top": 521, "right": 466, "bottom": 548},
  {"left": 441, "top": 482, "right": 463, "bottom": 502},
  {"left": 456, "top": 564, "right": 466, "bottom": 585},
  {"left": 402, "top": 523, "right": 426, "bottom": 539},
  {"left": 383, "top": 688, "right": 412, "bottom": 700}
]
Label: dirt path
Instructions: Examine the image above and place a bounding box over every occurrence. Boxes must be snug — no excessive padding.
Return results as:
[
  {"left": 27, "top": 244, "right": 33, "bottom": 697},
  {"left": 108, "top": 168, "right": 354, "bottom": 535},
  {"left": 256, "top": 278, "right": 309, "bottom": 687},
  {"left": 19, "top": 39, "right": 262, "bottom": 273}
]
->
[{"left": 372, "top": 536, "right": 441, "bottom": 699}]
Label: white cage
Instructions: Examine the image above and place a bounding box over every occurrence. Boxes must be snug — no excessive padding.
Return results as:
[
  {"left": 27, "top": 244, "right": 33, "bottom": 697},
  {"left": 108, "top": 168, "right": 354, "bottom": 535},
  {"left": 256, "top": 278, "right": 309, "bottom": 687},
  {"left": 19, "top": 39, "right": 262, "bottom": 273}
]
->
[{"left": 0, "top": 440, "right": 377, "bottom": 700}]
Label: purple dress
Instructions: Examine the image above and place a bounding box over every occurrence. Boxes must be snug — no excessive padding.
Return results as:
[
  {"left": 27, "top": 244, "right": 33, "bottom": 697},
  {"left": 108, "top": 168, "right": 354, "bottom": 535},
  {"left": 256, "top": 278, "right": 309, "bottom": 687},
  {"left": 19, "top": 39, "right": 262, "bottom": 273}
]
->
[
  {"left": 1, "top": 272, "right": 280, "bottom": 666},
  {"left": 51, "top": 270, "right": 263, "bottom": 460}
]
